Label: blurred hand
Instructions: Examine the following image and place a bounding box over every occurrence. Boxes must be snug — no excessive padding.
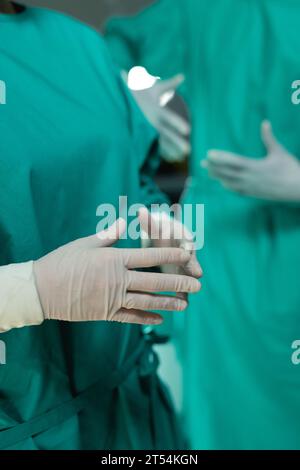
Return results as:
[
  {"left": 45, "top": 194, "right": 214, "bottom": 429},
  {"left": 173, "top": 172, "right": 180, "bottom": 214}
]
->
[
  {"left": 131, "top": 74, "right": 191, "bottom": 162},
  {"left": 138, "top": 207, "right": 202, "bottom": 280},
  {"left": 203, "top": 121, "right": 300, "bottom": 201}
]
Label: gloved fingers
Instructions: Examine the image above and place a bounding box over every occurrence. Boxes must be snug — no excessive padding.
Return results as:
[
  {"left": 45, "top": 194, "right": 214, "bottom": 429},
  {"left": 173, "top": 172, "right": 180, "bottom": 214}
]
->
[
  {"left": 113, "top": 308, "right": 163, "bottom": 325},
  {"left": 125, "top": 247, "right": 190, "bottom": 269},
  {"left": 127, "top": 271, "right": 201, "bottom": 293},
  {"left": 261, "top": 120, "right": 283, "bottom": 154},
  {"left": 219, "top": 178, "right": 248, "bottom": 194},
  {"left": 207, "top": 150, "right": 253, "bottom": 170},
  {"left": 171, "top": 219, "right": 194, "bottom": 245},
  {"left": 160, "top": 137, "right": 186, "bottom": 162},
  {"left": 160, "top": 125, "right": 191, "bottom": 155},
  {"left": 97, "top": 217, "right": 127, "bottom": 247},
  {"left": 138, "top": 207, "right": 175, "bottom": 242},
  {"left": 160, "top": 107, "right": 190, "bottom": 136},
  {"left": 204, "top": 161, "right": 245, "bottom": 180},
  {"left": 138, "top": 207, "right": 161, "bottom": 240},
  {"left": 160, "top": 264, "right": 181, "bottom": 275},
  {"left": 124, "top": 292, "right": 187, "bottom": 311},
  {"left": 181, "top": 252, "right": 202, "bottom": 278},
  {"left": 83, "top": 218, "right": 127, "bottom": 248},
  {"left": 177, "top": 237, "right": 202, "bottom": 278},
  {"left": 139, "top": 208, "right": 194, "bottom": 249},
  {"left": 157, "top": 74, "right": 185, "bottom": 94},
  {"left": 180, "top": 238, "right": 195, "bottom": 252}
]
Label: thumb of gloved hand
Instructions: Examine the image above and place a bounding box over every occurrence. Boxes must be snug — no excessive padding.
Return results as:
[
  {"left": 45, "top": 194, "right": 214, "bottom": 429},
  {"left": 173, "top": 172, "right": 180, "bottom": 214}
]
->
[{"left": 33, "top": 218, "right": 128, "bottom": 323}]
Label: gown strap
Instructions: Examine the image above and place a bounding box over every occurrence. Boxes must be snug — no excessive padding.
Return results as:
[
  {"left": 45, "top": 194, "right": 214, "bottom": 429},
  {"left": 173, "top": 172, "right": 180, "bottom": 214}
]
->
[{"left": 0, "top": 335, "right": 161, "bottom": 449}]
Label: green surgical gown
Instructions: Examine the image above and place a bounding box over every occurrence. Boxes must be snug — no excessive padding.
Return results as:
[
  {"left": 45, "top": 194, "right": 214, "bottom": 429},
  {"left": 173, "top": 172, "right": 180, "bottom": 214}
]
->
[
  {"left": 0, "top": 6, "right": 181, "bottom": 450},
  {"left": 105, "top": 0, "right": 300, "bottom": 449}
]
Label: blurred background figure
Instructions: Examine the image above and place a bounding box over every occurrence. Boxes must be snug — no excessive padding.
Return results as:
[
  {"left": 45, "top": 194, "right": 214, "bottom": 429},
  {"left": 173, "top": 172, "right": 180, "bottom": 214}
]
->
[
  {"left": 24, "top": 0, "right": 190, "bottom": 201},
  {"left": 23, "top": 0, "right": 192, "bottom": 416},
  {"left": 103, "top": 0, "right": 300, "bottom": 450}
]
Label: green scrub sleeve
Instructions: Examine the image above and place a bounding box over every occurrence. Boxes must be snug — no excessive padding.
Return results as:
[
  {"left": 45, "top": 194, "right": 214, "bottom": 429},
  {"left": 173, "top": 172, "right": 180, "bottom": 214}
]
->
[{"left": 104, "top": 0, "right": 186, "bottom": 81}]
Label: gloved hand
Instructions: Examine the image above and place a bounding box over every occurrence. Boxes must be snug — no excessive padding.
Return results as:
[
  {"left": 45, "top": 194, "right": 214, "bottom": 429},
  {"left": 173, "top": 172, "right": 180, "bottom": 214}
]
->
[
  {"left": 131, "top": 74, "right": 191, "bottom": 162},
  {"left": 33, "top": 219, "right": 201, "bottom": 326},
  {"left": 203, "top": 121, "right": 300, "bottom": 201},
  {"left": 138, "top": 208, "right": 202, "bottom": 279}
]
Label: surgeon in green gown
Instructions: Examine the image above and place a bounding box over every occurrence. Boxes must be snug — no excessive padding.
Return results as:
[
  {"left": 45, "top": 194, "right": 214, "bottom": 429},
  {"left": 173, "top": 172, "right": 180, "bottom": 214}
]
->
[
  {"left": 105, "top": 0, "right": 300, "bottom": 449},
  {"left": 0, "top": 1, "right": 203, "bottom": 450}
]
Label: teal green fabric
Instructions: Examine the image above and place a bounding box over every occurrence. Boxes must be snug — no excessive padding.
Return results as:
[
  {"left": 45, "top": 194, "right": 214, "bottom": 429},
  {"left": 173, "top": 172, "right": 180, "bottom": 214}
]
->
[
  {"left": 0, "top": 6, "right": 181, "bottom": 450},
  {"left": 105, "top": 0, "right": 300, "bottom": 449}
]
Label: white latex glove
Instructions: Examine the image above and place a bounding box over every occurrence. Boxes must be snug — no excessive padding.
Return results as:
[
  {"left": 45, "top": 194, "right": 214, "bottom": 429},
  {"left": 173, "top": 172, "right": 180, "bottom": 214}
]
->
[
  {"left": 33, "top": 219, "right": 201, "bottom": 326},
  {"left": 138, "top": 208, "right": 202, "bottom": 279},
  {"left": 131, "top": 74, "right": 191, "bottom": 162},
  {"left": 203, "top": 121, "right": 300, "bottom": 201}
]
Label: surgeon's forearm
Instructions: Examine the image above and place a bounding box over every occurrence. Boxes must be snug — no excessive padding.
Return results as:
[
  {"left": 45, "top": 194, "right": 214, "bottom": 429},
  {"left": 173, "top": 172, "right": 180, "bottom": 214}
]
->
[{"left": 0, "top": 262, "right": 44, "bottom": 333}]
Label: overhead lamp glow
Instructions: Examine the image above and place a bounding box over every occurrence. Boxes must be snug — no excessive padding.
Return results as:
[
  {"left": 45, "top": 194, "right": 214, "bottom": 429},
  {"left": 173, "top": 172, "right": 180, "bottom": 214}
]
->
[{"left": 127, "top": 66, "right": 160, "bottom": 91}]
